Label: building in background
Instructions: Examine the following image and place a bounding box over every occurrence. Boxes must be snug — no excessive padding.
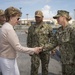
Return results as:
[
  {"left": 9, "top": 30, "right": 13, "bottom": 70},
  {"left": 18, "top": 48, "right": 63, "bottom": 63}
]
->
[{"left": 20, "top": 18, "right": 57, "bottom": 25}]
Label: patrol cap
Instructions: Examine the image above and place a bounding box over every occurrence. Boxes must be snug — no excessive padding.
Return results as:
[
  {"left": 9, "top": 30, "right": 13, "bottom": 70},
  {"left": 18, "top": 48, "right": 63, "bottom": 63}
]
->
[
  {"left": 0, "top": 9, "right": 4, "bottom": 16},
  {"left": 35, "top": 10, "right": 43, "bottom": 17},
  {"left": 53, "top": 10, "right": 72, "bottom": 21}
]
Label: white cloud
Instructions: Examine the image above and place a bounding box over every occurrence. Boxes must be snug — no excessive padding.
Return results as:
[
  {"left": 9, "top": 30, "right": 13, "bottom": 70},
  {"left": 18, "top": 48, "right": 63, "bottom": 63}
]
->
[{"left": 42, "top": 5, "right": 55, "bottom": 18}]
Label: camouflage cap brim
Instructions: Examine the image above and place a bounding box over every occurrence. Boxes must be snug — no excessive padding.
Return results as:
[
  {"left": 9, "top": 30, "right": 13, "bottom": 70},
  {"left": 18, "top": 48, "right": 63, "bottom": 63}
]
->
[
  {"left": 35, "top": 15, "right": 43, "bottom": 17},
  {"left": 53, "top": 15, "right": 60, "bottom": 19}
]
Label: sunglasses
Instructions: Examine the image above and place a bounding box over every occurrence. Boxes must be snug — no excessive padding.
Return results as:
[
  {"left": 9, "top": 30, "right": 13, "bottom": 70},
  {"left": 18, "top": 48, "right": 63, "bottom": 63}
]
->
[{"left": 17, "top": 18, "right": 20, "bottom": 20}]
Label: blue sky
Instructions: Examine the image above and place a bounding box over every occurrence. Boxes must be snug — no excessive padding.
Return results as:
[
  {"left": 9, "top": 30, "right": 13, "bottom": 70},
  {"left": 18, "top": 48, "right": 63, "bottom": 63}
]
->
[{"left": 0, "top": 0, "right": 75, "bottom": 19}]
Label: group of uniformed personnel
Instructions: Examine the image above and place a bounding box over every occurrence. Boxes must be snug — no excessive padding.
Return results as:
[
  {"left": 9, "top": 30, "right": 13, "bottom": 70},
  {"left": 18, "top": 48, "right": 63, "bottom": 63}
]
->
[
  {"left": 27, "top": 10, "right": 75, "bottom": 75},
  {"left": 0, "top": 7, "right": 75, "bottom": 75}
]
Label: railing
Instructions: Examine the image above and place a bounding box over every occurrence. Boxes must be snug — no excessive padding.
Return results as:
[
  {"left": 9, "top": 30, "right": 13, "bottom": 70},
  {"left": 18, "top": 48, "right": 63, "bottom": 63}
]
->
[{"left": 14, "top": 25, "right": 29, "bottom": 30}]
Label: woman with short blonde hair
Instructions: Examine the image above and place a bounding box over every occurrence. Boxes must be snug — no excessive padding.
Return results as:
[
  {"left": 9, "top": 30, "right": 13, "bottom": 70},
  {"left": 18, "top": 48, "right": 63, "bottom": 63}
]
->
[{"left": 0, "top": 6, "right": 42, "bottom": 75}]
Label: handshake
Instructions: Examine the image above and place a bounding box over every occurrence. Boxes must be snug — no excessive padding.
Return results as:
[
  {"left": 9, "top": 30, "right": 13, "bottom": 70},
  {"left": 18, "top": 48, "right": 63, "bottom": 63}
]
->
[{"left": 33, "top": 47, "right": 43, "bottom": 54}]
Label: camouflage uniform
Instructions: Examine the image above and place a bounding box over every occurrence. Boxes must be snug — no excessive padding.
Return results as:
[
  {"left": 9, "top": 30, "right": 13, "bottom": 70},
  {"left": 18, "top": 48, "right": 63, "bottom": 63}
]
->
[
  {"left": 44, "top": 10, "right": 75, "bottom": 75},
  {"left": 58, "top": 25, "right": 75, "bottom": 75},
  {"left": 0, "top": 9, "right": 5, "bottom": 75},
  {"left": 27, "top": 21, "right": 53, "bottom": 75},
  {"left": 0, "top": 9, "right": 5, "bottom": 25}
]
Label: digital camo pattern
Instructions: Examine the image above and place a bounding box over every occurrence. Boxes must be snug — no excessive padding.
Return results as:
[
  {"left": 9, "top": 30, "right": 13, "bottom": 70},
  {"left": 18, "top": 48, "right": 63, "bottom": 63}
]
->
[
  {"left": 44, "top": 24, "right": 75, "bottom": 75},
  {"left": 50, "top": 24, "right": 75, "bottom": 64},
  {"left": 27, "top": 22, "right": 53, "bottom": 75}
]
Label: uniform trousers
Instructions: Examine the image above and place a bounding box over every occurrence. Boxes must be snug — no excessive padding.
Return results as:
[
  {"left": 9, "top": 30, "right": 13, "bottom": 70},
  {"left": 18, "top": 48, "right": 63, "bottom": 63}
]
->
[
  {"left": 31, "top": 51, "right": 50, "bottom": 75},
  {"left": 0, "top": 57, "right": 20, "bottom": 75},
  {"left": 62, "top": 64, "right": 75, "bottom": 75}
]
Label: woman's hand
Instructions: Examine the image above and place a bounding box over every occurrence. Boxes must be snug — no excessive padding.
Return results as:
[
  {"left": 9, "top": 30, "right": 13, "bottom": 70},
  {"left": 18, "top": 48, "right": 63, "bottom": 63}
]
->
[{"left": 33, "top": 47, "right": 43, "bottom": 54}]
